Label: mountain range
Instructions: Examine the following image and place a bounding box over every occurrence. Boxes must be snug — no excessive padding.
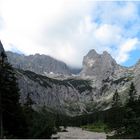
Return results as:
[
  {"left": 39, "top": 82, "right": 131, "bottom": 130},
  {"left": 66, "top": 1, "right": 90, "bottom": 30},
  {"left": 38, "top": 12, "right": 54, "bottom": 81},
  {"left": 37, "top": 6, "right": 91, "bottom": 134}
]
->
[
  {"left": 7, "top": 51, "right": 76, "bottom": 75},
  {"left": 1, "top": 41, "right": 140, "bottom": 115}
]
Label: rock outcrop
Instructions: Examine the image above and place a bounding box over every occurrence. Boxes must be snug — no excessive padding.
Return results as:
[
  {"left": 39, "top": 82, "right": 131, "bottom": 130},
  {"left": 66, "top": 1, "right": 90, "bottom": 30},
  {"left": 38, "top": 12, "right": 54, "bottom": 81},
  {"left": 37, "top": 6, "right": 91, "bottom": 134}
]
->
[
  {"left": 81, "top": 49, "right": 120, "bottom": 79},
  {"left": 133, "top": 60, "right": 140, "bottom": 94},
  {"left": 80, "top": 49, "right": 128, "bottom": 90}
]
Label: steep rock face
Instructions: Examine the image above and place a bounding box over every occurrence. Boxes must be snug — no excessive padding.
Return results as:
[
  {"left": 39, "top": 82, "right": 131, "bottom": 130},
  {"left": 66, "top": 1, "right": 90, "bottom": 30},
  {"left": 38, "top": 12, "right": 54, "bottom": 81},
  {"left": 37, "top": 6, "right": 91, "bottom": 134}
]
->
[
  {"left": 80, "top": 50, "right": 128, "bottom": 88},
  {"left": 16, "top": 69, "right": 96, "bottom": 115},
  {"left": 6, "top": 51, "right": 71, "bottom": 75},
  {"left": 81, "top": 50, "right": 120, "bottom": 79},
  {"left": 134, "top": 59, "right": 140, "bottom": 75},
  {"left": 133, "top": 60, "right": 140, "bottom": 94}
]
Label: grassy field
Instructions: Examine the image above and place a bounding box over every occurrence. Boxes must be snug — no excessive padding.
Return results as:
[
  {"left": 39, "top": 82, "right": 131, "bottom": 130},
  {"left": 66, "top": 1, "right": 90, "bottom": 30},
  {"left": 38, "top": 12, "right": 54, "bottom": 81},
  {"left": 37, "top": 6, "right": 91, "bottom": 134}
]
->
[{"left": 81, "top": 122, "right": 109, "bottom": 133}]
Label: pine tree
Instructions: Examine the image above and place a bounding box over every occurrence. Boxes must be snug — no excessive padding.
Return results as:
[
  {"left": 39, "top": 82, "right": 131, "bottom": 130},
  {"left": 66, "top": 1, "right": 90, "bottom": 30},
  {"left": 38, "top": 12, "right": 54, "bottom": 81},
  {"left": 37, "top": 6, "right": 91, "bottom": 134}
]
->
[
  {"left": 128, "top": 82, "right": 137, "bottom": 104},
  {"left": 0, "top": 62, "right": 28, "bottom": 138},
  {"left": 112, "top": 89, "right": 121, "bottom": 108},
  {"left": 29, "top": 107, "right": 55, "bottom": 139},
  {"left": 123, "top": 82, "right": 138, "bottom": 138}
]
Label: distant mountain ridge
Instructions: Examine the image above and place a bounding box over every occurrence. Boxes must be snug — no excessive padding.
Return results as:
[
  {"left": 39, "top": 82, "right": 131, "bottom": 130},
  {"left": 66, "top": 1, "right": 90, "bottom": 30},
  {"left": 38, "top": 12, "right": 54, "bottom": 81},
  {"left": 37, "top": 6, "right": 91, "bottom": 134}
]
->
[{"left": 6, "top": 51, "right": 81, "bottom": 76}]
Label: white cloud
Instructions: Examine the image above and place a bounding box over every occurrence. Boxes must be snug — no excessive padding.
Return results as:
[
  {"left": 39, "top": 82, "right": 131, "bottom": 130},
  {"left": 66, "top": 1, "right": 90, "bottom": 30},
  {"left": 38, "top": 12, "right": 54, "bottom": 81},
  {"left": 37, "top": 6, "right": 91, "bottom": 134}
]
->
[
  {"left": 116, "top": 38, "right": 139, "bottom": 63},
  {"left": 0, "top": 1, "right": 140, "bottom": 67},
  {"left": 95, "top": 2, "right": 138, "bottom": 27},
  {"left": 94, "top": 24, "right": 122, "bottom": 46}
]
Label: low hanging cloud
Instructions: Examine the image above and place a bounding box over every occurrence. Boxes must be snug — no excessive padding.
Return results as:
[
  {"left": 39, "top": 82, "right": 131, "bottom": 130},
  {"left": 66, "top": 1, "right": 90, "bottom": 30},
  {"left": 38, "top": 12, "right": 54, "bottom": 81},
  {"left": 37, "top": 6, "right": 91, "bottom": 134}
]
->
[{"left": 0, "top": 0, "right": 140, "bottom": 67}]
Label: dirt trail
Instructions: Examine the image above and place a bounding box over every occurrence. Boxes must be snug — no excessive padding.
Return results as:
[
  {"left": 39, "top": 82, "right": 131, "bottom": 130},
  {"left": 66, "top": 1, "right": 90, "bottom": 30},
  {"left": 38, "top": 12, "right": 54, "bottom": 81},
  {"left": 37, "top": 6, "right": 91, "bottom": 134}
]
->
[{"left": 52, "top": 127, "right": 106, "bottom": 139}]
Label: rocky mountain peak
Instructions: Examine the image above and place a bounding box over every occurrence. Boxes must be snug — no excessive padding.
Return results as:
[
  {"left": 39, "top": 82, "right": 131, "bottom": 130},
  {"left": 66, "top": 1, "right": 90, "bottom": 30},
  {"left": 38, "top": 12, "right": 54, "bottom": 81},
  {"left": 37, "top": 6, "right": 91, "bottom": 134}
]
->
[
  {"left": 102, "top": 51, "right": 111, "bottom": 57},
  {"left": 86, "top": 49, "right": 99, "bottom": 58},
  {"left": 80, "top": 49, "right": 119, "bottom": 81}
]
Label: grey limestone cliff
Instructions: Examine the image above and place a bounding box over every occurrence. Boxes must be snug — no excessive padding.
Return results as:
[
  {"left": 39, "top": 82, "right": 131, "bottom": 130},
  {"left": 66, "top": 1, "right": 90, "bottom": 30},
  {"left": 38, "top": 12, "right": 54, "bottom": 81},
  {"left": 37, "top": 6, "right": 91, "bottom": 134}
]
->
[
  {"left": 81, "top": 49, "right": 120, "bottom": 79},
  {"left": 6, "top": 51, "right": 71, "bottom": 76},
  {"left": 16, "top": 69, "right": 95, "bottom": 115}
]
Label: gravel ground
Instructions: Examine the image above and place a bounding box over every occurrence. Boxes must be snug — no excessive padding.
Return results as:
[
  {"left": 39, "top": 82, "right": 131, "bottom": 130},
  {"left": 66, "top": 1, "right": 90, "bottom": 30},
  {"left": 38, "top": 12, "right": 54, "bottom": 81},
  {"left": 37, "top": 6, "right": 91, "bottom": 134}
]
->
[{"left": 52, "top": 127, "right": 106, "bottom": 139}]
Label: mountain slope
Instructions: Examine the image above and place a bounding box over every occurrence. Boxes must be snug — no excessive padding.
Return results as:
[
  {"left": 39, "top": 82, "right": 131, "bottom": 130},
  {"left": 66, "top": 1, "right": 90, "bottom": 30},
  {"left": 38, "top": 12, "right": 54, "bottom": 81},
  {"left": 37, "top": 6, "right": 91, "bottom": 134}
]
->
[
  {"left": 16, "top": 69, "right": 95, "bottom": 115},
  {"left": 16, "top": 67, "right": 139, "bottom": 115},
  {"left": 6, "top": 51, "right": 72, "bottom": 75}
]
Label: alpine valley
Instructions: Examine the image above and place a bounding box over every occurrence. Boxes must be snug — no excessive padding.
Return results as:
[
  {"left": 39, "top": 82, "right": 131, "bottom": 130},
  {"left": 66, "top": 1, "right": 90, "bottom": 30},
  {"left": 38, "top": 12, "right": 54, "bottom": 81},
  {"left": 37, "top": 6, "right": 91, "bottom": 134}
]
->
[{"left": 1, "top": 41, "right": 140, "bottom": 116}]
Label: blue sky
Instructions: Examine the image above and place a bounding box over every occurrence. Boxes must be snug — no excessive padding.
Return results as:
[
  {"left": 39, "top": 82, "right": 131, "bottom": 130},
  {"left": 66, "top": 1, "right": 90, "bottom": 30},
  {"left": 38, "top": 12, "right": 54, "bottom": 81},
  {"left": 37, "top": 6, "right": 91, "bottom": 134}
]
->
[{"left": 0, "top": 0, "right": 140, "bottom": 67}]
